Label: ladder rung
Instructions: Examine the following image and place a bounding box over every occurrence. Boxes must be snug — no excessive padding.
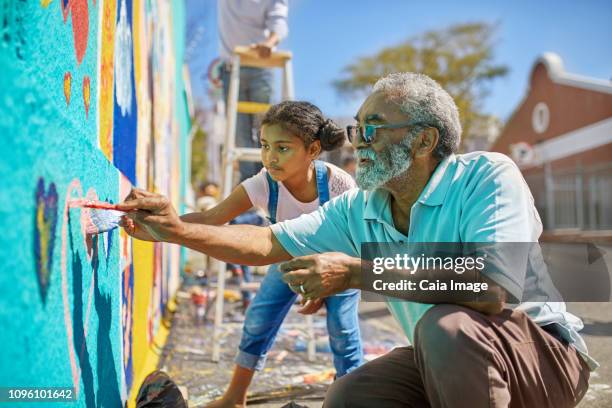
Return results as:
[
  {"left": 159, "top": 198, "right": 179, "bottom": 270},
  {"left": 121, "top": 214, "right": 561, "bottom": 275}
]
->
[
  {"left": 233, "top": 147, "right": 261, "bottom": 162},
  {"left": 234, "top": 46, "right": 292, "bottom": 69},
  {"left": 239, "top": 282, "right": 261, "bottom": 292},
  {"left": 237, "top": 101, "right": 271, "bottom": 114}
]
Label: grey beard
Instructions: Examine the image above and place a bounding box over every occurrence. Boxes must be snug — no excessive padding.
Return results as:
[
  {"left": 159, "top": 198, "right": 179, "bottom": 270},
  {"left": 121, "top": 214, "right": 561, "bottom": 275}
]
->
[{"left": 355, "top": 135, "right": 415, "bottom": 191}]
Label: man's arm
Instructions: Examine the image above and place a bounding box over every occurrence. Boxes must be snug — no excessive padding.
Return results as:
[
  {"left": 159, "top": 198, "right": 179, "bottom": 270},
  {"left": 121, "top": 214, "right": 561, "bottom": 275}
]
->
[
  {"left": 280, "top": 253, "right": 506, "bottom": 315},
  {"left": 182, "top": 185, "right": 253, "bottom": 226},
  {"left": 359, "top": 260, "right": 506, "bottom": 314},
  {"left": 253, "top": 0, "right": 288, "bottom": 58},
  {"left": 117, "top": 188, "right": 291, "bottom": 265},
  {"left": 179, "top": 222, "right": 291, "bottom": 266},
  {"left": 124, "top": 185, "right": 254, "bottom": 242}
]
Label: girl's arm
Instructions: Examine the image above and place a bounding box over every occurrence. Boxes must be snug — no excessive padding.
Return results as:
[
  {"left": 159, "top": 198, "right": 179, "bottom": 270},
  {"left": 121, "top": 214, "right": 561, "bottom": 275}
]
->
[
  {"left": 182, "top": 185, "right": 254, "bottom": 226},
  {"left": 126, "top": 185, "right": 254, "bottom": 242}
]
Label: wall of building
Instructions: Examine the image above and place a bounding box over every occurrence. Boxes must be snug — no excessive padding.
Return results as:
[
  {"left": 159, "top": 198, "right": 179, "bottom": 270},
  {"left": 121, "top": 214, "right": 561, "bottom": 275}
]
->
[
  {"left": 0, "top": 0, "right": 189, "bottom": 406},
  {"left": 490, "top": 55, "right": 612, "bottom": 233}
]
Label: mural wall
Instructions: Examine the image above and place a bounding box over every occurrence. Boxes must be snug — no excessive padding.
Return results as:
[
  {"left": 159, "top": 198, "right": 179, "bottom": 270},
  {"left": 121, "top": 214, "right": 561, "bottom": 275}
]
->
[{"left": 0, "top": 0, "right": 189, "bottom": 406}]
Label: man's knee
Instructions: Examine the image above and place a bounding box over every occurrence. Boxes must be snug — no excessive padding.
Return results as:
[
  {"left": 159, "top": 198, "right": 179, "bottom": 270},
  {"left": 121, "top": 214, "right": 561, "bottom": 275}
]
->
[
  {"left": 414, "top": 304, "right": 484, "bottom": 356},
  {"left": 324, "top": 374, "right": 353, "bottom": 408}
]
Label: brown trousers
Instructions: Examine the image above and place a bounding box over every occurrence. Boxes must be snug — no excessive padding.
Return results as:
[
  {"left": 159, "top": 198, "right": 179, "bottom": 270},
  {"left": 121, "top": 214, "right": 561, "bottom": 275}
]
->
[{"left": 324, "top": 305, "right": 590, "bottom": 408}]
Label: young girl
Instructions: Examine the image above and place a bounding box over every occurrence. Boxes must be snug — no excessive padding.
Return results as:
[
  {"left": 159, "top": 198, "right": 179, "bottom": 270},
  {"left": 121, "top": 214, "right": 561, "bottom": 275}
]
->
[
  {"left": 125, "top": 101, "right": 363, "bottom": 406},
  {"left": 202, "top": 101, "right": 363, "bottom": 407}
]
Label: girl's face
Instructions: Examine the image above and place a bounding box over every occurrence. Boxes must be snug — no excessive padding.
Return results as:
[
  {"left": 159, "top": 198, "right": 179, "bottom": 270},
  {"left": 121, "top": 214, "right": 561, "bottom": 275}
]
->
[{"left": 260, "top": 124, "right": 320, "bottom": 182}]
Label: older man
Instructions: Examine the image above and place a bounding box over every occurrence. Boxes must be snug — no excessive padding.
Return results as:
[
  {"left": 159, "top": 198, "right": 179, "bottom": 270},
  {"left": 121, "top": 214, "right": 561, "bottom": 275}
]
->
[{"left": 119, "top": 73, "right": 596, "bottom": 407}]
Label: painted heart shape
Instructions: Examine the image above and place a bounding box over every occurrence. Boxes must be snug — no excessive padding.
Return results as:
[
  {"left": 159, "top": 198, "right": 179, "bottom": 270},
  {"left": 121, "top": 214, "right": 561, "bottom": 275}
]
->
[{"left": 34, "top": 178, "right": 59, "bottom": 304}]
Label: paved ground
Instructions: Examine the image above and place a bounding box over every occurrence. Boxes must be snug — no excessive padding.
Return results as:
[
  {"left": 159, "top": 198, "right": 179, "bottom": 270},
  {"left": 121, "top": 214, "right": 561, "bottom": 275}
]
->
[
  {"left": 571, "top": 302, "right": 612, "bottom": 407},
  {"left": 158, "top": 287, "right": 405, "bottom": 407},
  {"left": 160, "top": 245, "right": 612, "bottom": 407}
]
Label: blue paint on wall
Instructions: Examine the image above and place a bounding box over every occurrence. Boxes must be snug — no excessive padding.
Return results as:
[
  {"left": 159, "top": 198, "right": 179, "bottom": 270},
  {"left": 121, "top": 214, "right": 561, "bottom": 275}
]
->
[
  {"left": 0, "top": 0, "right": 189, "bottom": 405},
  {"left": 113, "top": 0, "right": 138, "bottom": 185}
]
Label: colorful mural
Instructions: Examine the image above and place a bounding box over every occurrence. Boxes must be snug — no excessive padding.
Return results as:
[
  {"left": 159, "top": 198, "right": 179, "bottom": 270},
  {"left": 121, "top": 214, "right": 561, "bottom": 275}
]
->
[
  {"left": 0, "top": 0, "right": 189, "bottom": 406},
  {"left": 34, "top": 178, "right": 59, "bottom": 304}
]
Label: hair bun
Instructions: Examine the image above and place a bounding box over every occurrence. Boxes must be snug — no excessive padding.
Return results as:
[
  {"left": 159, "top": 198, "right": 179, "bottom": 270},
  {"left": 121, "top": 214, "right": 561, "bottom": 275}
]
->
[{"left": 317, "top": 119, "right": 346, "bottom": 151}]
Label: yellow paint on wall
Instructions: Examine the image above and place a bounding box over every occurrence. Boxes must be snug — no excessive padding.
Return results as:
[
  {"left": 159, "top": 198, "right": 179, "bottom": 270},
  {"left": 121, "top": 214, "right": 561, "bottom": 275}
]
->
[
  {"left": 41, "top": 0, "right": 52, "bottom": 8},
  {"left": 98, "top": 0, "right": 117, "bottom": 161},
  {"left": 126, "top": 314, "right": 171, "bottom": 408},
  {"left": 36, "top": 205, "right": 49, "bottom": 270},
  {"left": 130, "top": 238, "right": 155, "bottom": 394},
  {"left": 132, "top": 0, "right": 142, "bottom": 86}
]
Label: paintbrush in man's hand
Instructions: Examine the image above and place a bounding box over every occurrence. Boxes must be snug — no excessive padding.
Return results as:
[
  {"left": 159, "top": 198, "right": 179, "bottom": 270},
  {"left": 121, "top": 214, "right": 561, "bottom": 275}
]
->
[{"left": 69, "top": 200, "right": 127, "bottom": 234}]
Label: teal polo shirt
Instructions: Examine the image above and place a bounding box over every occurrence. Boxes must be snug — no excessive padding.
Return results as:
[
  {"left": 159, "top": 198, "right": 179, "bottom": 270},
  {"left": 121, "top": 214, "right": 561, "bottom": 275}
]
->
[{"left": 271, "top": 151, "right": 597, "bottom": 370}]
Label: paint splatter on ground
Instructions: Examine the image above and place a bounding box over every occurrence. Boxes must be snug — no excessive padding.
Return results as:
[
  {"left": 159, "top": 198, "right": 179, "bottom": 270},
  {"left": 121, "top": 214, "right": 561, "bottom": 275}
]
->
[
  {"left": 158, "top": 275, "right": 406, "bottom": 407},
  {"left": 159, "top": 260, "right": 612, "bottom": 407}
]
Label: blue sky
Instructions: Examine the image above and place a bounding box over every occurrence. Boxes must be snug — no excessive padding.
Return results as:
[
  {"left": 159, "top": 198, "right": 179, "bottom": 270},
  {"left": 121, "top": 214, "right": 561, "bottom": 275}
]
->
[{"left": 185, "top": 0, "right": 612, "bottom": 122}]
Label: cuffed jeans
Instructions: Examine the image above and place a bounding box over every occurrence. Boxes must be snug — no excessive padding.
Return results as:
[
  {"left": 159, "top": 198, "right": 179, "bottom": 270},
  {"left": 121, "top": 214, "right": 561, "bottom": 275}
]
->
[{"left": 235, "top": 264, "right": 364, "bottom": 377}]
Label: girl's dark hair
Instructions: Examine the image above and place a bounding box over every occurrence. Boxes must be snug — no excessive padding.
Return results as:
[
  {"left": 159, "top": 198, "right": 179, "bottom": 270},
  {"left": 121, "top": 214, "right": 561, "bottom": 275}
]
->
[{"left": 261, "top": 101, "right": 345, "bottom": 151}]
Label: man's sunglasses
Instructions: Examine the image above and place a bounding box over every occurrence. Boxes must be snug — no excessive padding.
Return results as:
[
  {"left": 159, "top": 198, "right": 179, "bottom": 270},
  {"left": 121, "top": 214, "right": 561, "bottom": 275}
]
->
[{"left": 346, "top": 121, "right": 423, "bottom": 144}]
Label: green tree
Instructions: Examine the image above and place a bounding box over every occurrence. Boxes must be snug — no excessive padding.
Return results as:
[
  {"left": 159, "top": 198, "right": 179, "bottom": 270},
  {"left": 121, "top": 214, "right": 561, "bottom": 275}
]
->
[
  {"left": 190, "top": 106, "right": 208, "bottom": 188},
  {"left": 333, "top": 22, "right": 508, "bottom": 143}
]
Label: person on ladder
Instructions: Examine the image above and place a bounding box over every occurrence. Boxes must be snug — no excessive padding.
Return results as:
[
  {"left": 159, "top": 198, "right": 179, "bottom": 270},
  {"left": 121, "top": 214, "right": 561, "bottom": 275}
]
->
[
  {"left": 218, "top": 0, "right": 290, "bottom": 308},
  {"left": 218, "top": 0, "right": 289, "bottom": 182}
]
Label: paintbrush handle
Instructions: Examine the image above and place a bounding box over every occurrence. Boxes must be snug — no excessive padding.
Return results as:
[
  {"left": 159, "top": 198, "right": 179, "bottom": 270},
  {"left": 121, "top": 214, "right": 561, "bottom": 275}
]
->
[{"left": 80, "top": 201, "right": 126, "bottom": 212}]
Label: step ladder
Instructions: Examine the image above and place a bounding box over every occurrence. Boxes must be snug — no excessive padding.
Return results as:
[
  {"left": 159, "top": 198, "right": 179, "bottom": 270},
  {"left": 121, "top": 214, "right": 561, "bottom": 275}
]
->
[{"left": 212, "top": 46, "right": 317, "bottom": 363}]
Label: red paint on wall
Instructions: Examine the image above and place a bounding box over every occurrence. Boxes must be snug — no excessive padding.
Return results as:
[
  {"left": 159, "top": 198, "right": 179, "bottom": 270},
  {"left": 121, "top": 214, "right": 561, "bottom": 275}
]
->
[{"left": 61, "top": 0, "right": 90, "bottom": 65}]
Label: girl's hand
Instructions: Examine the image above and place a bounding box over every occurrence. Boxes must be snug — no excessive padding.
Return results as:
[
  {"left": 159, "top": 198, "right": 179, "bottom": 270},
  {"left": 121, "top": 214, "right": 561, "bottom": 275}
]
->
[
  {"left": 297, "top": 297, "right": 324, "bottom": 315},
  {"left": 119, "top": 216, "right": 159, "bottom": 242}
]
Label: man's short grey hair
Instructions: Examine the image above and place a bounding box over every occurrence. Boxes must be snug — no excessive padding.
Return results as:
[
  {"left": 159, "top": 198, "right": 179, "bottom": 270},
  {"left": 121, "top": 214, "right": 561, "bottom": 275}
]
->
[{"left": 372, "top": 72, "right": 461, "bottom": 159}]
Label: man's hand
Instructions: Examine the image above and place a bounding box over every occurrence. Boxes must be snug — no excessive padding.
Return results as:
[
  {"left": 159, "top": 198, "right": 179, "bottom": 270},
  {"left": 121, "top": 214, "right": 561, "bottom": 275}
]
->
[
  {"left": 251, "top": 42, "right": 273, "bottom": 58},
  {"left": 116, "top": 188, "right": 185, "bottom": 243},
  {"left": 280, "top": 252, "right": 360, "bottom": 299},
  {"left": 250, "top": 32, "right": 279, "bottom": 58}
]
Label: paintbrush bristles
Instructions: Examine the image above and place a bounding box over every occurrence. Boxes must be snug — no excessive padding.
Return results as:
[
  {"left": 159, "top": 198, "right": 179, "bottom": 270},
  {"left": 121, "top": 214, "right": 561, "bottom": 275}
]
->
[
  {"left": 86, "top": 209, "right": 123, "bottom": 234},
  {"left": 68, "top": 200, "right": 123, "bottom": 234}
]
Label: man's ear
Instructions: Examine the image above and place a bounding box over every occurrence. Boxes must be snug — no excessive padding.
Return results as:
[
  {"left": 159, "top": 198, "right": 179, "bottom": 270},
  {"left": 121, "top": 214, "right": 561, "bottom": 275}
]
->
[
  {"left": 309, "top": 140, "right": 322, "bottom": 159},
  {"left": 414, "top": 127, "right": 439, "bottom": 158}
]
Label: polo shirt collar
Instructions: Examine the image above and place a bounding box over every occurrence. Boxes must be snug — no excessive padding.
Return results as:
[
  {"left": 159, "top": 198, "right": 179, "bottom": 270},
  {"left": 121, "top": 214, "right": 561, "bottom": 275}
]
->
[
  {"left": 363, "top": 189, "right": 391, "bottom": 222},
  {"left": 417, "top": 153, "right": 456, "bottom": 206}
]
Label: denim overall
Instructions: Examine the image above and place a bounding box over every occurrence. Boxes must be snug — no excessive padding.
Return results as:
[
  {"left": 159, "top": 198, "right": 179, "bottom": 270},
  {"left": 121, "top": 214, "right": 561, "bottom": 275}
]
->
[{"left": 235, "top": 161, "right": 364, "bottom": 376}]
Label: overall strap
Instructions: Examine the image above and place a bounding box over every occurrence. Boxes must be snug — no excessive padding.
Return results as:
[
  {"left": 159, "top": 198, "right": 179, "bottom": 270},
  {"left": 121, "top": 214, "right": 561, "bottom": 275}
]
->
[
  {"left": 265, "top": 171, "right": 279, "bottom": 224},
  {"left": 314, "top": 160, "right": 330, "bottom": 205},
  {"left": 266, "top": 161, "right": 329, "bottom": 224}
]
